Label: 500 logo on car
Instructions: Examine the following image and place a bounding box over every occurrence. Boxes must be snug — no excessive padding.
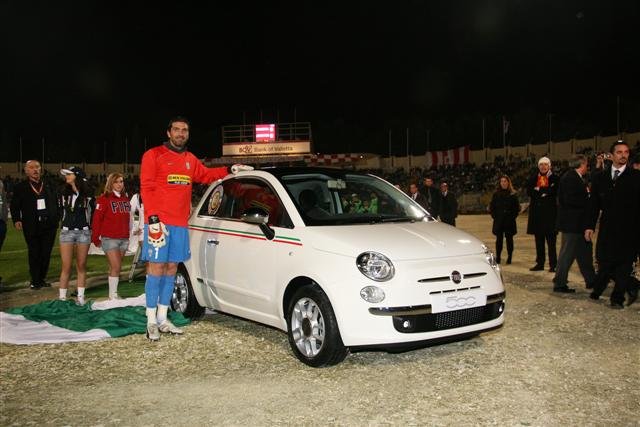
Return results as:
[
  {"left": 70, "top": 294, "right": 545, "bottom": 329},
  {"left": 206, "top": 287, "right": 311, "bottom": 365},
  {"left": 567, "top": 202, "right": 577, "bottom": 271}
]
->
[
  {"left": 445, "top": 296, "right": 477, "bottom": 308},
  {"left": 431, "top": 291, "right": 487, "bottom": 313}
]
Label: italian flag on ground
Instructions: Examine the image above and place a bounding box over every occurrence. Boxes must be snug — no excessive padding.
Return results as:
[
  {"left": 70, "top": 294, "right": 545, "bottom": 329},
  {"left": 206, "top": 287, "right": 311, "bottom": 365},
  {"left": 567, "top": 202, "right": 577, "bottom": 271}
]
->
[{"left": 1, "top": 296, "right": 190, "bottom": 344}]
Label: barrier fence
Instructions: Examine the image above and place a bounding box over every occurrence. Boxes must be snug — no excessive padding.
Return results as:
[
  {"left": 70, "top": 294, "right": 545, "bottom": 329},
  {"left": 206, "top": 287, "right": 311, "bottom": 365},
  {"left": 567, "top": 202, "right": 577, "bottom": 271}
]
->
[{"left": 1, "top": 131, "right": 638, "bottom": 179}]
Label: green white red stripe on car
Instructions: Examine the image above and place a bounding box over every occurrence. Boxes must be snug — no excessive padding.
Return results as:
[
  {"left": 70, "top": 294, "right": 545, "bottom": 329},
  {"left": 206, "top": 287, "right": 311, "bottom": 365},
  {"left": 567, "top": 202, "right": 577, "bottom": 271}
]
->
[{"left": 189, "top": 224, "right": 302, "bottom": 246}]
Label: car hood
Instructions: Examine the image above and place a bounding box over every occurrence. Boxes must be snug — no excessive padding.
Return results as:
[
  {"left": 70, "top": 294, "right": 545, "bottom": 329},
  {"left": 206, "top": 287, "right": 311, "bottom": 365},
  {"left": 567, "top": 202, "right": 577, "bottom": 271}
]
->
[{"left": 301, "top": 221, "right": 485, "bottom": 260}]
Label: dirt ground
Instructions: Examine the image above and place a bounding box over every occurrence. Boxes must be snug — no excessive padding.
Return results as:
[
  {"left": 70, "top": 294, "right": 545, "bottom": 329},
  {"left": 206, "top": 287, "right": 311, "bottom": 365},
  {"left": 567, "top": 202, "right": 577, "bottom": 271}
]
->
[{"left": 1, "top": 214, "right": 639, "bottom": 426}]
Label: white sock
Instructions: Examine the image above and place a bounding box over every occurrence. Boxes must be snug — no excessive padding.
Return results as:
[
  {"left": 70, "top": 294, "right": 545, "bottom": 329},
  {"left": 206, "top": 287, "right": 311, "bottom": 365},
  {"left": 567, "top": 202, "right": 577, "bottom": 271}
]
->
[
  {"left": 77, "top": 287, "right": 85, "bottom": 297},
  {"left": 146, "top": 308, "right": 157, "bottom": 325},
  {"left": 59, "top": 288, "right": 67, "bottom": 300},
  {"left": 108, "top": 276, "right": 119, "bottom": 298},
  {"left": 157, "top": 304, "right": 169, "bottom": 324}
]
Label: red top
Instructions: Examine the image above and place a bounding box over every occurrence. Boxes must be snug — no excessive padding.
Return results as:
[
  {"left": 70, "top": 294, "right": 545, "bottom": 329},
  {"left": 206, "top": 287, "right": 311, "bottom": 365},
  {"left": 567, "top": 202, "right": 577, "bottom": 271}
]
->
[
  {"left": 140, "top": 145, "right": 228, "bottom": 227},
  {"left": 91, "top": 192, "right": 131, "bottom": 244}
]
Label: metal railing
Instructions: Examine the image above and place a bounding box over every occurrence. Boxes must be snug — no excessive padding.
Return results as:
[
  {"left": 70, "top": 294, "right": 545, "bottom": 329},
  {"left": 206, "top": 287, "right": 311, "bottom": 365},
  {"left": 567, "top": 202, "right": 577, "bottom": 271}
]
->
[{"left": 221, "top": 122, "right": 312, "bottom": 144}]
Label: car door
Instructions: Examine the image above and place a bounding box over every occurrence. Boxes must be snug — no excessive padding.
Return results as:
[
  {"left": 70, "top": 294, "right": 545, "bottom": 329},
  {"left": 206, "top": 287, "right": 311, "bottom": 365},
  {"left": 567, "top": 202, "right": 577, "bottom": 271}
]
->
[{"left": 194, "top": 177, "right": 291, "bottom": 325}]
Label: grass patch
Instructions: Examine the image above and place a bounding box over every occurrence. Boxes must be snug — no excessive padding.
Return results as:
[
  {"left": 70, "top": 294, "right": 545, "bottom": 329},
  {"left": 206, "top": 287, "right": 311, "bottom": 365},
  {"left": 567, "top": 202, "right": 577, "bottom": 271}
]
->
[
  {"left": 0, "top": 225, "right": 137, "bottom": 288},
  {"left": 85, "top": 279, "right": 146, "bottom": 299}
]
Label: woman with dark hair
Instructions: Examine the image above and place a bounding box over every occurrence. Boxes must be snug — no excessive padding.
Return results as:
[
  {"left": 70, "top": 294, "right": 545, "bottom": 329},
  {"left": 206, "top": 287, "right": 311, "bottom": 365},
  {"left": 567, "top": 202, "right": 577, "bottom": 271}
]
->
[
  {"left": 489, "top": 175, "right": 520, "bottom": 264},
  {"left": 92, "top": 173, "right": 131, "bottom": 300},
  {"left": 58, "top": 166, "right": 95, "bottom": 305}
]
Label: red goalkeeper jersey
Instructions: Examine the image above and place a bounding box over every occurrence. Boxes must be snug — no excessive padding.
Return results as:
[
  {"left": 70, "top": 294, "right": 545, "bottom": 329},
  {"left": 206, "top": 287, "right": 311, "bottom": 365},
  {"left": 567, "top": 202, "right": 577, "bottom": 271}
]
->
[{"left": 140, "top": 145, "right": 228, "bottom": 227}]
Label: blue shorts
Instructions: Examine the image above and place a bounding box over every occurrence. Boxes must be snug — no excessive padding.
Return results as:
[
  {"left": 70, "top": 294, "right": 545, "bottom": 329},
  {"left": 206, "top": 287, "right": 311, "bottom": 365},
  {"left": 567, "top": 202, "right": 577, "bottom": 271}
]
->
[
  {"left": 101, "top": 237, "right": 129, "bottom": 252},
  {"left": 60, "top": 229, "right": 92, "bottom": 245},
  {"left": 141, "top": 224, "right": 191, "bottom": 263}
]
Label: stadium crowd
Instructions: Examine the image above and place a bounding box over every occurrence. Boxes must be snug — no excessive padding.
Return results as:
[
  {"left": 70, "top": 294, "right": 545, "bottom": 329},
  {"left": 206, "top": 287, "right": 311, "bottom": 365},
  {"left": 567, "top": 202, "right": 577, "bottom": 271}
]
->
[{"left": 3, "top": 141, "right": 640, "bottom": 208}]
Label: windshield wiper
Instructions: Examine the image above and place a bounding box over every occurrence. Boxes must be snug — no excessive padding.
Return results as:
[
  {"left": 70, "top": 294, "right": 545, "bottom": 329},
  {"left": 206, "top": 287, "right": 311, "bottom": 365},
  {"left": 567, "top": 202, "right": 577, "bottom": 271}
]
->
[{"left": 365, "top": 216, "right": 417, "bottom": 224}]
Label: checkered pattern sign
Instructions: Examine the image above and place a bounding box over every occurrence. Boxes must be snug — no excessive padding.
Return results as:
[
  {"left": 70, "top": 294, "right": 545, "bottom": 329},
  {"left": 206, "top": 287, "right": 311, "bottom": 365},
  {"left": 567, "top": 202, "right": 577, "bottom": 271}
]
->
[{"left": 303, "top": 153, "right": 361, "bottom": 165}]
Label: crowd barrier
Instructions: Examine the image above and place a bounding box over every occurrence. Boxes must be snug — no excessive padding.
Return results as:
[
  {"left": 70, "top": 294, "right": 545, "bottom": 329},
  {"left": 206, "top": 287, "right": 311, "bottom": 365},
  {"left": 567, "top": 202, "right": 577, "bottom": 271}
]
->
[{"left": 1, "top": 131, "right": 638, "bottom": 179}]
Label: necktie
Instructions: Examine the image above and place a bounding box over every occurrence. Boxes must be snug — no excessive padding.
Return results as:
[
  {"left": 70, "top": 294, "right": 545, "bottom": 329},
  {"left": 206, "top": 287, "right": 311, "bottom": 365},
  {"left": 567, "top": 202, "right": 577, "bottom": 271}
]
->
[{"left": 613, "top": 170, "right": 620, "bottom": 181}]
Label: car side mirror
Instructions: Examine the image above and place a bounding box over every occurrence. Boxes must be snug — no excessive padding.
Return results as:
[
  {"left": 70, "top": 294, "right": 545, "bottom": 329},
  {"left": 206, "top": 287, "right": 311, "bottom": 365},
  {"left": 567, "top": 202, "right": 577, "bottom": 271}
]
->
[{"left": 241, "top": 207, "right": 275, "bottom": 240}]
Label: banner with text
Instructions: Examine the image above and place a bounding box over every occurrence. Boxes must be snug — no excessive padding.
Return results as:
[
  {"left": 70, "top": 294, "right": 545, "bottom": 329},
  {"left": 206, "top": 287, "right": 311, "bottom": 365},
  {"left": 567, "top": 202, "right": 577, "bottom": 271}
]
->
[
  {"left": 426, "top": 146, "right": 470, "bottom": 168},
  {"left": 222, "top": 141, "right": 311, "bottom": 156}
]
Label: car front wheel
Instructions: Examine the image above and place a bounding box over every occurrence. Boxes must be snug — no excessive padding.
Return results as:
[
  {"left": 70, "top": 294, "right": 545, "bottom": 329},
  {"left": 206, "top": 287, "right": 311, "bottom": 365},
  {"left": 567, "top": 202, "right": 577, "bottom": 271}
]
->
[
  {"left": 171, "top": 265, "right": 205, "bottom": 319},
  {"left": 286, "top": 284, "right": 348, "bottom": 367}
]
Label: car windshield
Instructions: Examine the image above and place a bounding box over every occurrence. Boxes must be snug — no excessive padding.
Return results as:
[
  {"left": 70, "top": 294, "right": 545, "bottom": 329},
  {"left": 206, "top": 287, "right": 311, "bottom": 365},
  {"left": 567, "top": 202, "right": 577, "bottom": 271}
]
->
[{"left": 278, "top": 171, "right": 431, "bottom": 226}]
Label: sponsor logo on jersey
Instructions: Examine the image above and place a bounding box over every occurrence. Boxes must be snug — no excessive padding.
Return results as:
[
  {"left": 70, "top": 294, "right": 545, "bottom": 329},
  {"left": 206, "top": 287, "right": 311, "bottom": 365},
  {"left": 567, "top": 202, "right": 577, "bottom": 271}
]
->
[{"left": 167, "top": 174, "right": 191, "bottom": 185}]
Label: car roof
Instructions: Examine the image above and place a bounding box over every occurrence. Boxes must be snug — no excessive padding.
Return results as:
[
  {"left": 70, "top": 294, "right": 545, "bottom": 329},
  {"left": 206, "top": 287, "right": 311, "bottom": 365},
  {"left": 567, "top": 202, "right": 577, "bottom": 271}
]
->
[{"left": 257, "top": 167, "right": 368, "bottom": 179}]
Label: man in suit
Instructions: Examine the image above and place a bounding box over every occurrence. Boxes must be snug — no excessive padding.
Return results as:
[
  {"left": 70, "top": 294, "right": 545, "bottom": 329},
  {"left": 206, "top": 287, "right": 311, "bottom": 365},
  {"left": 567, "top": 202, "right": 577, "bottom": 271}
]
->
[
  {"left": 408, "top": 183, "right": 428, "bottom": 210},
  {"left": 552, "top": 154, "right": 596, "bottom": 293},
  {"left": 0, "top": 177, "right": 7, "bottom": 288},
  {"left": 585, "top": 141, "right": 640, "bottom": 308},
  {"left": 420, "top": 176, "right": 441, "bottom": 218},
  {"left": 10, "top": 160, "right": 60, "bottom": 289},
  {"left": 526, "top": 156, "right": 559, "bottom": 272},
  {"left": 439, "top": 181, "right": 458, "bottom": 226}
]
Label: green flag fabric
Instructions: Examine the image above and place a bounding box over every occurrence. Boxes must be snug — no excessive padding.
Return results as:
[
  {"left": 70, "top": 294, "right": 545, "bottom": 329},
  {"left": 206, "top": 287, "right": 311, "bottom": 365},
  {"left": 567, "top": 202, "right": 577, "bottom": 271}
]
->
[{"left": 2, "top": 297, "right": 190, "bottom": 344}]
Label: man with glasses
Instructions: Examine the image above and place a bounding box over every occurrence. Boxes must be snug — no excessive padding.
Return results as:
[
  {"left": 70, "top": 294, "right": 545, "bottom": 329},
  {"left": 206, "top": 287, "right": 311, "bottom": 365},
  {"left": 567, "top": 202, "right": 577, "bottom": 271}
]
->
[
  {"left": 10, "top": 160, "right": 60, "bottom": 289},
  {"left": 585, "top": 141, "right": 640, "bottom": 308}
]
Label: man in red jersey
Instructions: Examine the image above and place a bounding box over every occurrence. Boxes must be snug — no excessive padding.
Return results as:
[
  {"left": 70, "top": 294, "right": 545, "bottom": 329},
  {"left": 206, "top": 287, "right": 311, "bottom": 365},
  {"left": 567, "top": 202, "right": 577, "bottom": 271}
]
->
[{"left": 140, "top": 116, "right": 252, "bottom": 341}]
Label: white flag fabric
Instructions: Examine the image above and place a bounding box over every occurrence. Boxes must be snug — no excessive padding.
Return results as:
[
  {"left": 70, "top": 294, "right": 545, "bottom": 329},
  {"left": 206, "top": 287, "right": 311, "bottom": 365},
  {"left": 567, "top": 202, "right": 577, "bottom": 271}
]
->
[
  {"left": 426, "top": 146, "right": 470, "bottom": 168},
  {"left": 0, "top": 295, "right": 190, "bottom": 345}
]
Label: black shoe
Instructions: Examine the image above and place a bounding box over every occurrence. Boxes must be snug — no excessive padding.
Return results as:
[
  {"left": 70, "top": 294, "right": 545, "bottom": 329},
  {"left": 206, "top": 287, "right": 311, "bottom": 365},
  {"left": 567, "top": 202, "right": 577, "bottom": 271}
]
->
[
  {"left": 589, "top": 292, "right": 600, "bottom": 300},
  {"left": 29, "top": 282, "right": 42, "bottom": 290},
  {"left": 548, "top": 267, "right": 556, "bottom": 273},
  {"left": 40, "top": 281, "right": 51, "bottom": 288},
  {"left": 610, "top": 302, "right": 624, "bottom": 310},
  {"left": 529, "top": 264, "right": 544, "bottom": 271},
  {"left": 506, "top": 257, "right": 512, "bottom": 264},
  {"left": 553, "top": 286, "right": 576, "bottom": 293}
]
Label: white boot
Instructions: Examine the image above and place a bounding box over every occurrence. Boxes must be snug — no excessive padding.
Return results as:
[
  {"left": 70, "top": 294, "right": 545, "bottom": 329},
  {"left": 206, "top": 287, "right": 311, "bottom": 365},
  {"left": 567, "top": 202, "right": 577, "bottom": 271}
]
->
[{"left": 108, "top": 276, "right": 120, "bottom": 300}]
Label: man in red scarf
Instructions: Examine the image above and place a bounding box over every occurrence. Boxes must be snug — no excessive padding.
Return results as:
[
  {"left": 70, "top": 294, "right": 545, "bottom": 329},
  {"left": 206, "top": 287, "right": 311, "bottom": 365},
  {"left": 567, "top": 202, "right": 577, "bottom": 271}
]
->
[{"left": 526, "top": 156, "right": 559, "bottom": 272}]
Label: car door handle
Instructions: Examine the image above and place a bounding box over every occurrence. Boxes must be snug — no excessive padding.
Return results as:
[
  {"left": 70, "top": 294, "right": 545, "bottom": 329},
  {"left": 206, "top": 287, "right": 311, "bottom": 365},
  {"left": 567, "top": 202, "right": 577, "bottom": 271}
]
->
[{"left": 207, "top": 239, "right": 219, "bottom": 246}]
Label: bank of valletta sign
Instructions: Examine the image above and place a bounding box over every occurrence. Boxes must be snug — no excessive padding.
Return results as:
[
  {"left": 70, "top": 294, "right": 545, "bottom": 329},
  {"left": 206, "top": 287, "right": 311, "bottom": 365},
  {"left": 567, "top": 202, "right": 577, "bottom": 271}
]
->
[{"left": 223, "top": 141, "right": 311, "bottom": 156}]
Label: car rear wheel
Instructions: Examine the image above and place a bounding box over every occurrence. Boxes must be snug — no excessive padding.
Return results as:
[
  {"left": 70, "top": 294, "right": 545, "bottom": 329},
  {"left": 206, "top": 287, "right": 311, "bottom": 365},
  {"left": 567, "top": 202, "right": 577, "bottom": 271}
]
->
[
  {"left": 171, "top": 265, "right": 205, "bottom": 319},
  {"left": 286, "top": 284, "right": 348, "bottom": 367}
]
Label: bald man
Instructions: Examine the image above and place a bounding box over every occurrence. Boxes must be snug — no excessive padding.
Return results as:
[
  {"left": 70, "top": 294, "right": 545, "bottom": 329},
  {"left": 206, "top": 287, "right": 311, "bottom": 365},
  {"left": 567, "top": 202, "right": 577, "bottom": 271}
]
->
[{"left": 10, "top": 160, "right": 60, "bottom": 289}]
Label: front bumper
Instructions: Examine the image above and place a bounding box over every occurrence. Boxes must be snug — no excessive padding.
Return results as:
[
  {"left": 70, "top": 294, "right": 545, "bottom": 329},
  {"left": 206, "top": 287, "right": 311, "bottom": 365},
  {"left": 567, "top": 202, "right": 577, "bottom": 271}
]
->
[
  {"left": 335, "top": 291, "right": 505, "bottom": 347},
  {"left": 369, "top": 291, "right": 505, "bottom": 333}
]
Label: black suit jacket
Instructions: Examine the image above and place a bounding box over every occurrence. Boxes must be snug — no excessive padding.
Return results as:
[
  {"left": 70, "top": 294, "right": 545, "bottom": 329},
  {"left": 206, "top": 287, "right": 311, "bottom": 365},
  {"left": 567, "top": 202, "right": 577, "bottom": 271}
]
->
[
  {"left": 439, "top": 192, "right": 458, "bottom": 224},
  {"left": 420, "top": 186, "right": 441, "bottom": 217},
  {"left": 586, "top": 166, "right": 640, "bottom": 263},
  {"left": 10, "top": 179, "right": 60, "bottom": 235},
  {"left": 410, "top": 191, "right": 428, "bottom": 210},
  {"left": 556, "top": 169, "right": 590, "bottom": 233}
]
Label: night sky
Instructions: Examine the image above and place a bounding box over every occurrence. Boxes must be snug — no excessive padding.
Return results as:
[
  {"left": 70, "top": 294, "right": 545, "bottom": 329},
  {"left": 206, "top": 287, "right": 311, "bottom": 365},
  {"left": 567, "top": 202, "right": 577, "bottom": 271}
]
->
[{"left": 2, "top": 1, "right": 639, "bottom": 163}]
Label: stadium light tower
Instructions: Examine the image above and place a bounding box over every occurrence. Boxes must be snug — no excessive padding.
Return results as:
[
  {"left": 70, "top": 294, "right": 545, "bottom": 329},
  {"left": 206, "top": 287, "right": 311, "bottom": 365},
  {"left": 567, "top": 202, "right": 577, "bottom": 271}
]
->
[{"left": 548, "top": 113, "right": 554, "bottom": 155}]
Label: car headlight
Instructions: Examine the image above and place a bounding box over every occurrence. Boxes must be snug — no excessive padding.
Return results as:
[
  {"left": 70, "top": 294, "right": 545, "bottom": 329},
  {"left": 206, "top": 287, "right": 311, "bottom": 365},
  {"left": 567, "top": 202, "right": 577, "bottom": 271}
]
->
[
  {"left": 360, "top": 286, "right": 385, "bottom": 303},
  {"left": 482, "top": 244, "right": 499, "bottom": 270},
  {"left": 356, "top": 252, "right": 395, "bottom": 281}
]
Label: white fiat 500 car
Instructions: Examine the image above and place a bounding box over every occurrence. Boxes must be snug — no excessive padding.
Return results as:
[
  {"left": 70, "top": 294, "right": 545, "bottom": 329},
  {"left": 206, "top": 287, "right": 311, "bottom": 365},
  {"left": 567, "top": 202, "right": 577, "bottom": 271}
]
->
[{"left": 172, "top": 167, "right": 505, "bottom": 367}]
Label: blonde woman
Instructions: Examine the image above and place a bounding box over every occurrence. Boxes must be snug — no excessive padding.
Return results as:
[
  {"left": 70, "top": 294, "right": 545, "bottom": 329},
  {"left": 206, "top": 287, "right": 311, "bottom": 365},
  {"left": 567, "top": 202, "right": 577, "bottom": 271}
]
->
[
  {"left": 91, "top": 173, "right": 132, "bottom": 299},
  {"left": 58, "top": 167, "right": 95, "bottom": 304}
]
